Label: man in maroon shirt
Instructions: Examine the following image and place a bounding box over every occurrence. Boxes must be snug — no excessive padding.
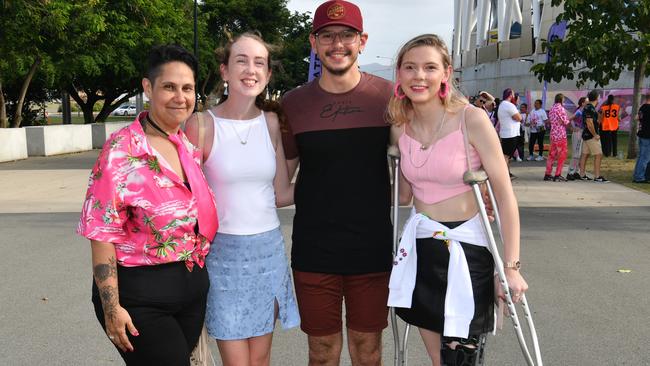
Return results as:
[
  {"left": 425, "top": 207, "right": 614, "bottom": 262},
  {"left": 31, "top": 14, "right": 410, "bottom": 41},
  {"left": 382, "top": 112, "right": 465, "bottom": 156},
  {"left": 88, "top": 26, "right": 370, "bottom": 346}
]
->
[{"left": 282, "top": 1, "right": 393, "bottom": 365}]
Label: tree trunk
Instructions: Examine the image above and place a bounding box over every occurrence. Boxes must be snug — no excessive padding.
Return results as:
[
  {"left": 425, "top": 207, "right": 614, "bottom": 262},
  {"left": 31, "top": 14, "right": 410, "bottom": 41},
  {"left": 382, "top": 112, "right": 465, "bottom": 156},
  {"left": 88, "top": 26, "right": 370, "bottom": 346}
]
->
[
  {"left": 0, "top": 80, "right": 7, "bottom": 128},
  {"left": 96, "top": 92, "right": 137, "bottom": 122},
  {"left": 67, "top": 86, "right": 97, "bottom": 124},
  {"left": 10, "top": 56, "right": 41, "bottom": 128},
  {"left": 627, "top": 59, "right": 646, "bottom": 160}
]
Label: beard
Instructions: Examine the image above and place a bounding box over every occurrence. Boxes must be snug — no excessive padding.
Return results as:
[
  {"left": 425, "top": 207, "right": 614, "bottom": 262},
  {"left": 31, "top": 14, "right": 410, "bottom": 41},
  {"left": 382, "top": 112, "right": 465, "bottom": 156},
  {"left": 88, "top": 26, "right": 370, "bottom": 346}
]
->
[{"left": 320, "top": 49, "right": 358, "bottom": 76}]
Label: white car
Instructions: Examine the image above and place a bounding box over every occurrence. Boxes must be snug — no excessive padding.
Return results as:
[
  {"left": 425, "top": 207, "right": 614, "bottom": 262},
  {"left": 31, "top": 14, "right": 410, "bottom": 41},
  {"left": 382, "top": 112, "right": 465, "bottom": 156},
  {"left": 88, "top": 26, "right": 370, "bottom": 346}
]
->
[{"left": 113, "top": 104, "right": 137, "bottom": 116}]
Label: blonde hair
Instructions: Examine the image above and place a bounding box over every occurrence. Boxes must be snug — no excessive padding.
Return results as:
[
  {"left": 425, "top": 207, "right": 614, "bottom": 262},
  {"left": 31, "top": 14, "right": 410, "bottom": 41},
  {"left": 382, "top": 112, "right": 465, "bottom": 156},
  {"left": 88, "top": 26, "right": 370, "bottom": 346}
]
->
[{"left": 388, "top": 34, "right": 468, "bottom": 126}]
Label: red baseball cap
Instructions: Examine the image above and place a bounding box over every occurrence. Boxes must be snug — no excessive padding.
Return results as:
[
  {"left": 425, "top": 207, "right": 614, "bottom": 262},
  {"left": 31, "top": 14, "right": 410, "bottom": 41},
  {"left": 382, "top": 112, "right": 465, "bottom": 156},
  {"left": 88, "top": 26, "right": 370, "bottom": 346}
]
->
[{"left": 312, "top": 0, "right": 363, "bottom": 34}]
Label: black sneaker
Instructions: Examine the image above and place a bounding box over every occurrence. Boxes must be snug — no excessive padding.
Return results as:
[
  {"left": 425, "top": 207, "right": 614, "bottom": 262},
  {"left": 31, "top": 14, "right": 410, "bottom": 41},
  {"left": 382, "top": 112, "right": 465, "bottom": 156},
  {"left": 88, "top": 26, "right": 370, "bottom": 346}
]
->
[
  {"left": 553, "top": 175, "right": 567, "bottom": 182},
  {"left": 567, "top": 173, "right": 576, "bottom": 181},
  {"left": 543, "top": 175, "right": 553, "bottom": 181},
  {"left": 580, "top": 175, "right": 592, "bottom": 181},
  {"left": 594, "top": 176, "right": 609, "bottom": 183}
]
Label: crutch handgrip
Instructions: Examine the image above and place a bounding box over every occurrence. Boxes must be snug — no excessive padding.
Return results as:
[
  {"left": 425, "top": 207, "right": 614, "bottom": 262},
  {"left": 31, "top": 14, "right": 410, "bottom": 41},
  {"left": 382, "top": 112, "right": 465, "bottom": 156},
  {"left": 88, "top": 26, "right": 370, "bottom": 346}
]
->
[
  {"left": 388, "top": 144, "right": 401, "bottom": 159},
  {"left": 463, "top": 169, "right": 488, "bottom": 185}
]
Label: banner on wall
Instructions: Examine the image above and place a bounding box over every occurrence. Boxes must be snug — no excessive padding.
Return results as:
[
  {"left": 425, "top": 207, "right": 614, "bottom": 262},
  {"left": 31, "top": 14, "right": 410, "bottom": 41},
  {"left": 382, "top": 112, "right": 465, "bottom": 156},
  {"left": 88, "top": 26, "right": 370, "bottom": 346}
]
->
[{"left": 308, "top": 50, "right": 321, "bottom": 82}]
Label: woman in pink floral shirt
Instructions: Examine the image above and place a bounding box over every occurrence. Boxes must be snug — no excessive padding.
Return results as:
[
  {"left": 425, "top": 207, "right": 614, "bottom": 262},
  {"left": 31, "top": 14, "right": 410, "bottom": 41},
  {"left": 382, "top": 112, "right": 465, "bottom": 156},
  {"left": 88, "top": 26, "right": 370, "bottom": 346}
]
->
[
  {"left": 77, "top": 45, "right": 218, "bottom": 365},
  {"left": 544, "top": 93, "right": 571, "bottom": 181}
]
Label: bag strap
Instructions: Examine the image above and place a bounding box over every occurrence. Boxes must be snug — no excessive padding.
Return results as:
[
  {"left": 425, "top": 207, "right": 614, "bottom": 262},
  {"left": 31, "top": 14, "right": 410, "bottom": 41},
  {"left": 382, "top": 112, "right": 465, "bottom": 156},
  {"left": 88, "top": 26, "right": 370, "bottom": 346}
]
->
[
  {"left": 460, "top": 105, "right": 473, "bottom": 173},
  {"left": 197, "top": 111, "right": 206, "bottom": 165}
]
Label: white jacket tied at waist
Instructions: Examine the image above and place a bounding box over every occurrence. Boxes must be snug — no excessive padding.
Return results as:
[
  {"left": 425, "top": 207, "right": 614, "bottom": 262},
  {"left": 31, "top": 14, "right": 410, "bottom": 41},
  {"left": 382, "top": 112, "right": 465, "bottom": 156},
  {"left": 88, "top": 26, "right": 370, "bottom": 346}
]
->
[{"left": 387, "top": 210, "right": 490, "bottom": 338}]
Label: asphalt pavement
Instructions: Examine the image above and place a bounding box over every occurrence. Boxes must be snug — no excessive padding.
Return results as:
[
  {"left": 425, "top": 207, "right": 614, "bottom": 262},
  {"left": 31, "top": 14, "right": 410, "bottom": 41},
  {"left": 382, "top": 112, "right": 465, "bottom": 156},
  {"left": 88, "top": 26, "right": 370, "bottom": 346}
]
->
[{"left": 1, "top": 150, "right": 649, "bottom": 365}]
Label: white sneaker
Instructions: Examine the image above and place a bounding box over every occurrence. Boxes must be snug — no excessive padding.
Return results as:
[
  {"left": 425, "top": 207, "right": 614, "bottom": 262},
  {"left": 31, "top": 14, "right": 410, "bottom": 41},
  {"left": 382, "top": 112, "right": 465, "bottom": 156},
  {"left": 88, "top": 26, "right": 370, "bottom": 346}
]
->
[
  {"left": 516, "top": 157, "right": 523, "bottom": 162},
  {"left": 535, "top": 155, "right": 544, "bottom": 161},
  {"left": 526, "top": 155, "right": 534, "bottom": 161}
]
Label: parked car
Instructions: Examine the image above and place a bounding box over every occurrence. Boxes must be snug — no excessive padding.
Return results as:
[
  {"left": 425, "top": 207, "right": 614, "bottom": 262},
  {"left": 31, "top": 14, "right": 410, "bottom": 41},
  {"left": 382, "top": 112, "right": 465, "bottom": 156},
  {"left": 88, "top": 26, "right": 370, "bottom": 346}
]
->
[{"left": 112, "top": 104, "right": 137, "bottom": 116}]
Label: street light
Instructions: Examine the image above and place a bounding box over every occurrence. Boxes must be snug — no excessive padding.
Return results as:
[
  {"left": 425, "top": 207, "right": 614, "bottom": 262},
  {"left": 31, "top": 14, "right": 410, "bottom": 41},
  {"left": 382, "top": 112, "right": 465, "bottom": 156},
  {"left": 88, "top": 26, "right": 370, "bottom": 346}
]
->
[
  {"left": 193, "top": 0, "right": 199, "bottom": 108},
  {"left": 376, "top": 55, "right": 394, "bottom": 64}
]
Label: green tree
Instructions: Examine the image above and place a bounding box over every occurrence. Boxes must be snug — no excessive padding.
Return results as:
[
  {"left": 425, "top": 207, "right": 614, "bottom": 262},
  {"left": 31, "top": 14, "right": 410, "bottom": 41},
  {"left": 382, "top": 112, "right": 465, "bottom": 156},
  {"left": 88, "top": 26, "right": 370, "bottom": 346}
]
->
[
  {"left": 0, "top": 0, "right": 67, "bottom": 128},
  {"left": 531, "top": 0, "right": 650, "bottom": 158},
  {"left": 55, "top": 0, "right": 195, "bottom": 124},
  {"left": 272, "top": 11, "right": 312, "bottom": 94},
  {"left": 200, "top": 0, "right": 311, "bottom": 98}
]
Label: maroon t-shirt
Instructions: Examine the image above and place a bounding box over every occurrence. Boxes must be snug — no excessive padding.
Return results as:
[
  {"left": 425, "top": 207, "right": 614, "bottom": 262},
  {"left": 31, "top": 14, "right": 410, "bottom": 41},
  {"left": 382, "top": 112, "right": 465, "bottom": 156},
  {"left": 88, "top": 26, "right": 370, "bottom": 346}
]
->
[{"left": 281, "top": 73, "right": 394, "bottom": 274}]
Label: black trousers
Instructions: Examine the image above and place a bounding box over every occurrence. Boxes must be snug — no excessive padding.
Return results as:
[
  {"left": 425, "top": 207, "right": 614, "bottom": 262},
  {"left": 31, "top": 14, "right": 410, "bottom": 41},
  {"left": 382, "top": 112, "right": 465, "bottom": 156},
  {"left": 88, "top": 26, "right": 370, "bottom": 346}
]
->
[
  {"left": 92, "top": 262, "right": 209, "bottom": 366},
  {"left": 529, "top": 131, "right": 545, "bottom": 156},
  {"left": 516, "top": 129, "right": 525, "bottom": 159},
  {"left": 600, "top": 130, "right": 618, "bottom": 157}
]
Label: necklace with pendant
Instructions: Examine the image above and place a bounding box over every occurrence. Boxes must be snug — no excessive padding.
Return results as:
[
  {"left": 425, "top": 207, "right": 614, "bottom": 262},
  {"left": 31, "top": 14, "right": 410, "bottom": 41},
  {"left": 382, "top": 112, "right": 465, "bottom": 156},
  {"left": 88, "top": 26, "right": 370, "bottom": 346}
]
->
[
  {"left": 408, "top": 110, "right": 447, "bottom": 168},
  {"left": 229, "top": 120, "right": 254, "bottom": 145}
]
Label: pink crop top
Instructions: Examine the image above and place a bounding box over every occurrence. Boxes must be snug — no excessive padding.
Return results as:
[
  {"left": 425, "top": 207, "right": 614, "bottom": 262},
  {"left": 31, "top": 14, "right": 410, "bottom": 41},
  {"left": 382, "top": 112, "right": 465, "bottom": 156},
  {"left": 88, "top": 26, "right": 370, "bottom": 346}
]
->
[{"left": 398, "top": 113, "right": 482, "bottom": 204}]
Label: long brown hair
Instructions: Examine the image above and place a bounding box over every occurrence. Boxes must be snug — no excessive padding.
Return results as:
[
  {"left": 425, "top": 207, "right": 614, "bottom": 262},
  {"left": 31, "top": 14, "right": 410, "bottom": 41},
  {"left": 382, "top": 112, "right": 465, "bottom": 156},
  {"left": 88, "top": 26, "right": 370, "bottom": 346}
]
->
[
  {"left": 217, "top": 32, "right": 288, "bottom": 131},
  {"left": 388, "top": 34, "right": 467, "bottom": 126}
]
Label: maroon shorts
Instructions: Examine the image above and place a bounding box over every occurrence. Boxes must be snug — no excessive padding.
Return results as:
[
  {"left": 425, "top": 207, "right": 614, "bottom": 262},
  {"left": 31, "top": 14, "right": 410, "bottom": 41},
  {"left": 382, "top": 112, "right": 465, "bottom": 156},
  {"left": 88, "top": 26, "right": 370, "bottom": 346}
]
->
[{"left": 292, "top": 270, "right": 390, "bottom": 337}]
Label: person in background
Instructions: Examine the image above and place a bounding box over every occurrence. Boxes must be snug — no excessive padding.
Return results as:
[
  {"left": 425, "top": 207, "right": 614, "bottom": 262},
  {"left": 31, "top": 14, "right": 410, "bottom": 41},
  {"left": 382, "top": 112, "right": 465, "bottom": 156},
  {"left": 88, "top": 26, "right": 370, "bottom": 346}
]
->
[
  {"left": 544, "top": 93, "right": 571, "bottom": 181},
  {"left": 474, "top": 91, "right": 495, "bottom": 116},
  {"left": 567, "top": 97, "right": 587, "bottom": 180},
  {"left": 527, "top": 99, "right": 548, "bottom": 161},
  {"left": 599, "top": 94, "right": 620, "bottom": 157},
  {"left": 515, "top": 102, "right": 528, "bottom": 162},
  {"left": 489, "top": 98, "right": 499, "bottom": 130},
  {"left": 78, "top": 44, "right": 218, "bottom": 365},
  {"left": 633, "top": 94, "right": 650, "bottom": 183},
  {"left": 578, "top": 90, "right": 609, "bottom": 182},
  {"left": 387, "top": 33, "right": 528, "bottom": 366},
  {"left": 497, "top": 88, "right": 523, "bottom": 178},
  {"left": 185, "top": 32, "right": 300, "bottom": 366}
]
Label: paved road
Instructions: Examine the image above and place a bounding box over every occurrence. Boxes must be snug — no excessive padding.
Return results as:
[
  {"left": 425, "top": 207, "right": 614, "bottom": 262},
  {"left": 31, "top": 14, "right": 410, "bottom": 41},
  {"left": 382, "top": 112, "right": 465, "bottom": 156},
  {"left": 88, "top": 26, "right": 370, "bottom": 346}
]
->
[{"left": 1, "top": 151, "right": 649, "bottom": 365}]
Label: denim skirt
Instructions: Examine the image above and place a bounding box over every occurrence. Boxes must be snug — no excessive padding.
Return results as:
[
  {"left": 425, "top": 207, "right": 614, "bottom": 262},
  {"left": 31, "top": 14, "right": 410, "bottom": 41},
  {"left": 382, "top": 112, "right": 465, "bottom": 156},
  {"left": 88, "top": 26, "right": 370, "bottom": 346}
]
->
[{"left": 205, "top": 227, "right": 300, "bottom": 340}]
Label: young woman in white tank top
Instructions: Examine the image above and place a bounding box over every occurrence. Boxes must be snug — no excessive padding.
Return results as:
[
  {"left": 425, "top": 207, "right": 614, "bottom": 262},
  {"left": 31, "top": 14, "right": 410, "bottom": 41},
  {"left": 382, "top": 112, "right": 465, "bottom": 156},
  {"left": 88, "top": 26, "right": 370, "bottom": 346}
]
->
[{"left": 185, "top": 32, "right": 298, "bottom": 366}]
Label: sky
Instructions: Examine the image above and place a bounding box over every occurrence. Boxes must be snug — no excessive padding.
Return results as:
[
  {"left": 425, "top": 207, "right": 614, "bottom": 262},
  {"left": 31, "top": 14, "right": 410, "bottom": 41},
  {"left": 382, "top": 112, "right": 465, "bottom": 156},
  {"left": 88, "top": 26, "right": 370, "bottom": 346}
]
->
[{"left": 287, "top": 0, "right": 455, "bottom": 67}]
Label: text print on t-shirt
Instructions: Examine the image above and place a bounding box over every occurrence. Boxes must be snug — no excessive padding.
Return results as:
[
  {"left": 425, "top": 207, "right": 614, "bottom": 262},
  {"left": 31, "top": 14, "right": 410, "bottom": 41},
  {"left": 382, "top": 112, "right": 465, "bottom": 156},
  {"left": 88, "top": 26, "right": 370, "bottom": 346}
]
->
[{"left": 320, "top": 100, "right": 363, "bottom": 122}]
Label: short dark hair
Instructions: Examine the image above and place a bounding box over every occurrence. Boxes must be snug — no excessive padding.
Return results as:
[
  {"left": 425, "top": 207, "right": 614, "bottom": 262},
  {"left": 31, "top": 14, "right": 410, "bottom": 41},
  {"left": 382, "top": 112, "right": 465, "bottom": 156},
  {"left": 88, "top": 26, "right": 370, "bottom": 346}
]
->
[
  {"left": 146, "top": 44, "right": 197, "bottom": 84},
  {"left": 554, "top": 93, "right": 564, "bottom": 104},
  {"left": 587, "top": 90, "right": 599, "bottom": 102},
  {"left": 606, "top": 94, "right": 615, "bottom": 105},
  {"left": 521, "top": 103, "right": 528, "bottom": 108},
  {"left": 502, "top": 88, "right": 514, "bottom": 100},
  {"left": 534, "top": 99, "right": 542, "bottom": 106},
  {"left": 578, "top": 96, "right": 587, "bottom": 107}
]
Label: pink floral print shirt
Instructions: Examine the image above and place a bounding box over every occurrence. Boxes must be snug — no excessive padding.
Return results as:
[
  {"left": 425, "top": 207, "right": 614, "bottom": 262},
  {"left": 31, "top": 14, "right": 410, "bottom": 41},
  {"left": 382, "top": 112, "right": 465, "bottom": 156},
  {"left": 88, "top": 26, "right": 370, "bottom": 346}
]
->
[
  {"left": 548, "top": 103, "right": 570, "bottom": 142},
  {"left": 77, "top": 114, "right": 217, "bottom": 271}
]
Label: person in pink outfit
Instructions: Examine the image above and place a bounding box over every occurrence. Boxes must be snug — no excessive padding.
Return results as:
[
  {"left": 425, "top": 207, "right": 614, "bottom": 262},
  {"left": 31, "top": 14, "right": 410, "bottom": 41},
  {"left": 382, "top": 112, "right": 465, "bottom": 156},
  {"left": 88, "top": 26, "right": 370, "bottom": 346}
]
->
[
  {"left": 544, "top": 93, "right": 571, "bottom": 181},
  {"left": 77, "top": 45, "right": 219, "bottom": 365}
]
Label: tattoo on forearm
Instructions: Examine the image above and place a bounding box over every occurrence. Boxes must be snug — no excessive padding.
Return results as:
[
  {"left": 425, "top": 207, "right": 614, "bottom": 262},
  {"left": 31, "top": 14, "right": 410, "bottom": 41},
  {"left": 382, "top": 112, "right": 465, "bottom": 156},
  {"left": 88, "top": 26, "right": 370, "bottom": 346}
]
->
[
  {"left": 93, "top": 257, "right": 117, "bottom": 283},
  {"left": 98, "top": 285, "right": 118, "bottom": 321}
]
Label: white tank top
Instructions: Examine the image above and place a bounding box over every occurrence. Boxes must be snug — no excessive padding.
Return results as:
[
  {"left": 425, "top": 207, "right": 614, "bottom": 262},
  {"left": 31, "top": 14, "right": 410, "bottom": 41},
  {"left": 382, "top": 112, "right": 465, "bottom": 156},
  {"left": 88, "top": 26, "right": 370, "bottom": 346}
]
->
[{"left": 203, "top": 110, "right": 279, "bottom": 235}]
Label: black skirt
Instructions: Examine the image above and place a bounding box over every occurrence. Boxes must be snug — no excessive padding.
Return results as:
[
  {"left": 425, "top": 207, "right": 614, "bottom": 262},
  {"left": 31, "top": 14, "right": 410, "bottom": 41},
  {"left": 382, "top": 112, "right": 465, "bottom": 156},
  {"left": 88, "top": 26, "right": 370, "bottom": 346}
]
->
[{"left": 396, "top": 221, "right": 495, "bottom": 335}]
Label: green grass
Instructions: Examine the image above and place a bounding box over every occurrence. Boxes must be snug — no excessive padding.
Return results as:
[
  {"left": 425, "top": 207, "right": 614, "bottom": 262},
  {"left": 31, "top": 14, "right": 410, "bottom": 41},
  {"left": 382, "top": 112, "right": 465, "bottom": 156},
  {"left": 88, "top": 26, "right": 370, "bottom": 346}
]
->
[{"left": 47, "top": 115, "right": 133, "bottom": 125}]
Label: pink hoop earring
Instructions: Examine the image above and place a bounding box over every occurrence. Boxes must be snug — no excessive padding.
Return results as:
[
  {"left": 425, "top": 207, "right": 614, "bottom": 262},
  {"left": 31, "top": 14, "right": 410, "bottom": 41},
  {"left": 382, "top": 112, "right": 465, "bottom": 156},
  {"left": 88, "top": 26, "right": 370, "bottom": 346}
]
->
[
  {"left": 438, "top": 81, "right": 449, "bottom": 99},
  {"left": 394, "top": 82, "right": 406, "bottom": 100}
]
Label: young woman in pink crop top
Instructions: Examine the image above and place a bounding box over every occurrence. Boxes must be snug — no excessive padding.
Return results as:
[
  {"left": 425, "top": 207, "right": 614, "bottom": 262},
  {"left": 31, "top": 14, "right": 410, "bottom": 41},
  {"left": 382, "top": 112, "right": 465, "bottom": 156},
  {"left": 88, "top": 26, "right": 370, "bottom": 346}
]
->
[{"left": 387, "top": 34, "right": 529, "bottom": 365}]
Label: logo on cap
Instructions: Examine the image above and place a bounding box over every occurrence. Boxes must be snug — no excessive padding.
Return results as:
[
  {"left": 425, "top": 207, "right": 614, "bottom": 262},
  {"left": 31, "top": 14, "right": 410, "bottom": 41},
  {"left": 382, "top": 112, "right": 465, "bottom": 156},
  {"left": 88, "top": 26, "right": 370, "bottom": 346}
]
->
[{"left": 327, "top": 3, "right": 346, "bottom": 20}]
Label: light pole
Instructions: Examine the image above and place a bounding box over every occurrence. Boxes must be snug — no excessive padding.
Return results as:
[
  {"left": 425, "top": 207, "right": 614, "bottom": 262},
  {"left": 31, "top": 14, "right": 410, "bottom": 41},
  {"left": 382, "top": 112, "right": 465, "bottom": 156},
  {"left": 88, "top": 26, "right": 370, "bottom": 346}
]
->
[
  {"left": 194, "top": 0, "right": 199, "bottom": 111},
  {"left": 375, "top": 56, "right": 395, "bottom": 81},
  {"left": 376, "top": 55, "right": 394, "bottom": 64}
]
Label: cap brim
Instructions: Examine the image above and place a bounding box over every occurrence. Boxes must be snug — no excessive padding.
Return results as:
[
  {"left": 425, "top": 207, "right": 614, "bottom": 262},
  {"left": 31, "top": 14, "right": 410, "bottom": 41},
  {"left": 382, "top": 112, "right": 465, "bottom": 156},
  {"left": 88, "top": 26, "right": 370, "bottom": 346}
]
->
[{"left": 312, "top": 21, "right": 363, "bottom": 34}]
